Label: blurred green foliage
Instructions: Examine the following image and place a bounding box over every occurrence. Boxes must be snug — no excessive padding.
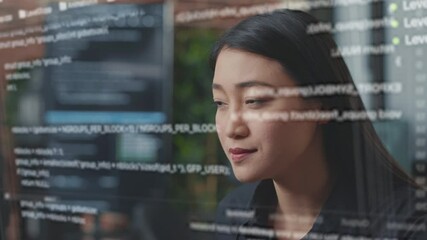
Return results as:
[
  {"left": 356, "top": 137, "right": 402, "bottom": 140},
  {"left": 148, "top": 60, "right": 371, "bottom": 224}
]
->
[
  {"left": 174, "top": 28, "right": 217, "bottom": 125},
  {"left": 172, "top": 27, "right": 235, "bottom": 212}
]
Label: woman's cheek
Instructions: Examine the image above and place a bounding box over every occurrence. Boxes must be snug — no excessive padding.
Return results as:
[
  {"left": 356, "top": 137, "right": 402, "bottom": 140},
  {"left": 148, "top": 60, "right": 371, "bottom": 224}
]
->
[
  {"left": 215, "top": 122, "right": 222, "bottom": 135},
  {"left": 250, "top": 121, "right": 279, "bottom": 145},
  {"left": 215, "top": 113, "right": 226, "bottom": 143},
  {"left": 215, "top": 112, "right": 221, "bottom": 133},
  {"left": 258, "top": 122, "right": 296, "bottom": 152}
]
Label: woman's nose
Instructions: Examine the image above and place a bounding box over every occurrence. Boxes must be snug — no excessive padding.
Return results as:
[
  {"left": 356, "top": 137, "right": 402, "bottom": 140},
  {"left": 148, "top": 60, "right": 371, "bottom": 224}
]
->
[{"left": 225, "top": 111, "right": 249, "bottom": 139}]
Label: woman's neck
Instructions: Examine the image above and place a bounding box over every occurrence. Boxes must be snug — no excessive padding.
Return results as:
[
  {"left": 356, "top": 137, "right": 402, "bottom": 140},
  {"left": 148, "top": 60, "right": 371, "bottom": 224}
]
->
[
  {"left": 271, "top": 127, "right": 334, "bottom": 238},
  {"left": 273, "top": 159, "right": 333, "bottom": 216}
]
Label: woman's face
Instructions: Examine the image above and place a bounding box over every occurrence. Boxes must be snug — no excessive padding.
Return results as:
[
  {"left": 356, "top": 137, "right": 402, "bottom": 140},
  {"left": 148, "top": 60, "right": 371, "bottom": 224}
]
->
[{"left": 212, "top": 48, "right": 322, "bottom": 182}]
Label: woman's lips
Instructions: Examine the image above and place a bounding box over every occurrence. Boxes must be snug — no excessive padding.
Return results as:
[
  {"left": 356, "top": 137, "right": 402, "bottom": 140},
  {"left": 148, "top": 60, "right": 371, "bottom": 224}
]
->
[{"left": 229, "top": 148, "right": 257, "bottom": 162}]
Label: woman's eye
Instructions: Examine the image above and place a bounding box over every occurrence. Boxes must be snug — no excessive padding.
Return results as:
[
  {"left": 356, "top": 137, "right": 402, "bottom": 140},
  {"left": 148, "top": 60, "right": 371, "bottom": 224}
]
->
[
  {"left": 245, "top": 98, "right": 269, "bottom": 105},
  {"left": 213, "top": 100, "right": 226, "bottom": 108}
]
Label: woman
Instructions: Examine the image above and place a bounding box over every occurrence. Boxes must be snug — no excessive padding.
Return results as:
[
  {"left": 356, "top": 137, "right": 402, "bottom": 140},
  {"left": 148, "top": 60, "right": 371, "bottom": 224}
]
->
[{"left": 211, "top": 9, "right": 426, "bottom": 240}]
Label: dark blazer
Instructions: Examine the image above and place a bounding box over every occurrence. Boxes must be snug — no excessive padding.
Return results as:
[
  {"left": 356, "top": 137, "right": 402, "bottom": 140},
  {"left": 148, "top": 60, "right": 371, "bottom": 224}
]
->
[{"left": 215, "top": 178, "right": 427, "bottom": 240}]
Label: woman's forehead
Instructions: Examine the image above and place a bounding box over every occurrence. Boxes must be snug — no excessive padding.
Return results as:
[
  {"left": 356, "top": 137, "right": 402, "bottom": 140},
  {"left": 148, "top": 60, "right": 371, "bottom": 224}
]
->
[{"left": 213, "top": 49, "right": 296, "bottom": 88}]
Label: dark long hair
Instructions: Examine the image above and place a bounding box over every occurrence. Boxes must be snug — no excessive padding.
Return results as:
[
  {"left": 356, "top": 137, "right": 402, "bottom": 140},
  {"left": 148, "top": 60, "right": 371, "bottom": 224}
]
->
[{"left": 210, "top": 9, "right": 414, "bottom": 213}]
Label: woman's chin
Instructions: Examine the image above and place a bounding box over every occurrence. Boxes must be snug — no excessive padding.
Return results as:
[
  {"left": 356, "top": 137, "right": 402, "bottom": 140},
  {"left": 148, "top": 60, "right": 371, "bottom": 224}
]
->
[{"left": 233, "top": 171, "right": 262, "bottom": 183}]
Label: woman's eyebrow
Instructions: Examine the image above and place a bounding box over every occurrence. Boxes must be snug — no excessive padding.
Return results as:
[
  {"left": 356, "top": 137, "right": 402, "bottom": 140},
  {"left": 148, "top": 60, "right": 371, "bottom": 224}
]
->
[
  {"left": 236, "top": 81, "right": 275, "bottom": 89},
  {"left": 212, "top": 81, "right": 275, "bottom": 91}
]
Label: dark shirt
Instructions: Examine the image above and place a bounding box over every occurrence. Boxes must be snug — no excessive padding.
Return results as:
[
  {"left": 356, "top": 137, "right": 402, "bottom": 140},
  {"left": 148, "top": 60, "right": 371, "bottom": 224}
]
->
[{"left": 215, "top": 178, "right": 427, "bottom": 240}]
